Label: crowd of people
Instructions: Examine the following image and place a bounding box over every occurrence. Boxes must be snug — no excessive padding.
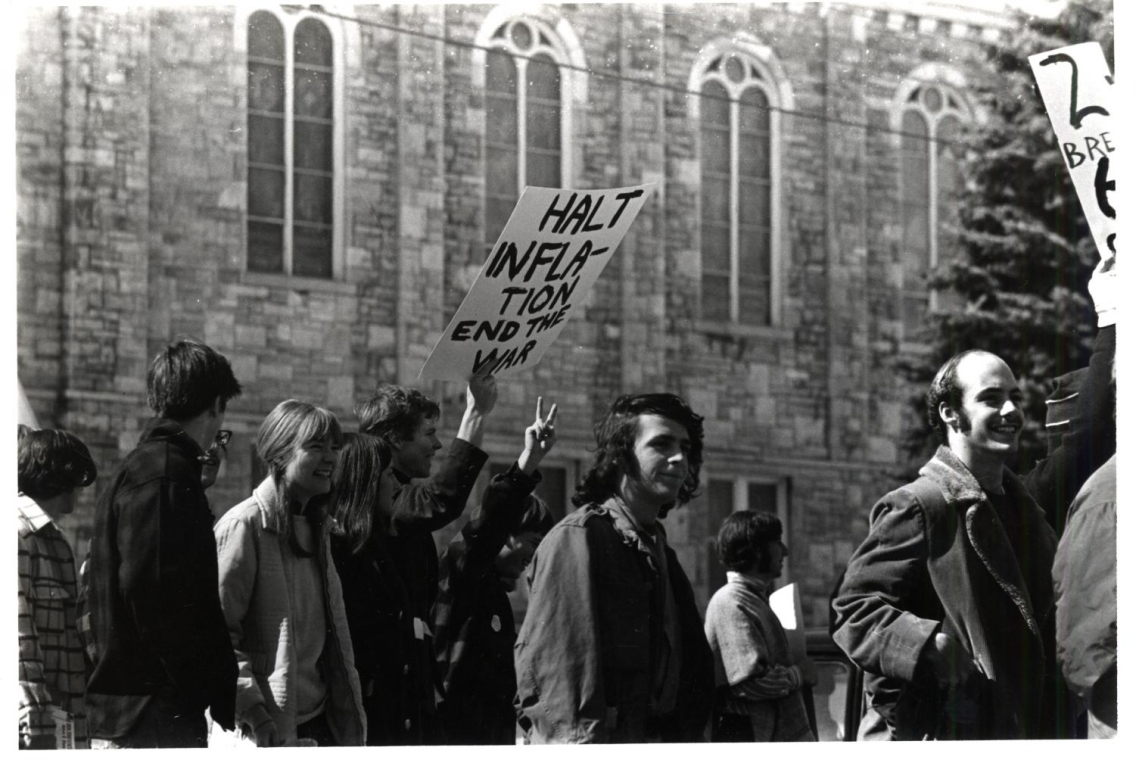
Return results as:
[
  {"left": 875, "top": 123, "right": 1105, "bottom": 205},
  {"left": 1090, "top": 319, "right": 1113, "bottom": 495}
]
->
[{"left": 17, "top": 260, "right": 1116, "bottom": 747}]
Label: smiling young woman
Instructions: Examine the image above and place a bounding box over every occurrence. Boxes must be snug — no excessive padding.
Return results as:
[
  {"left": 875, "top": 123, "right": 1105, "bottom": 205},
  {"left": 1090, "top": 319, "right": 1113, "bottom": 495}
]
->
[{"left": 211, "top": 400, "right": 365, "bottom": 748}]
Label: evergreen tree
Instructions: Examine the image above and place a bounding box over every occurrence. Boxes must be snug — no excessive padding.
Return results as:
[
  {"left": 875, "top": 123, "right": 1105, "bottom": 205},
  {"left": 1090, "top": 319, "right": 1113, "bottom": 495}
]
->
[{"left": 900, "top": 0, "right": 1114, "bottom": 473}]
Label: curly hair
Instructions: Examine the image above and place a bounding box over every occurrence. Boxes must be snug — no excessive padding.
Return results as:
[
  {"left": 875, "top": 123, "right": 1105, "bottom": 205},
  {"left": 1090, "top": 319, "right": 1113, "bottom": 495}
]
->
[
  {"left": 355, "top": 384, "right": 441, "bottom": 443},
  {"left": 18, "top": 427, "right": 98, "bottom": 501},
  {"left": 716, "top": 511, "right": 782, "bottom": 573},
  {"left": 926, "top": 349, "right": 996, "bottom": 442},
  {"left": 573, "top": 393, "right": 704, "bottom": 517},
  {"left": 146, "top": 338, "right": 243, "bottom": 421}
]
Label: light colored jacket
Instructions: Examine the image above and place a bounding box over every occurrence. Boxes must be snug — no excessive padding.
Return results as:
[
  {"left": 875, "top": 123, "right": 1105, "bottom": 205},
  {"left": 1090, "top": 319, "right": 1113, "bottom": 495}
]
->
[
  {"left": 212, "top": 478, "right": 366, "bottom": 746},
  {"left": 704, "top": 573, "right": 813, "bottom": 741}
]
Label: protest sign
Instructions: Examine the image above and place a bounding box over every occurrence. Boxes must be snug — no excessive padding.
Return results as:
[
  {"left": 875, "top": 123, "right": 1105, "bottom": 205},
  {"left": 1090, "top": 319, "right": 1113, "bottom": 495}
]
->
[
  {"left": 1029, "top": 41, "right": 1117, "bottom": 260},
  {"left": 420, "top": 184, "right": 656, "bottom": 381}
]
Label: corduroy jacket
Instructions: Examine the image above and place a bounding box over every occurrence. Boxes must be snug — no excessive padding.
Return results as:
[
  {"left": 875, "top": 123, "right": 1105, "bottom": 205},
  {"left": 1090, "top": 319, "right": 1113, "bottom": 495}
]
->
[{"left": 832, "top": 446, "right": 1057, "bottom": 740}]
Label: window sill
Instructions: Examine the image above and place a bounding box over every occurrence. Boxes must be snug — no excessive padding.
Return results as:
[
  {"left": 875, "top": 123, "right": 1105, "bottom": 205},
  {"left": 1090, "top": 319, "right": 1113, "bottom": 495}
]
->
[
  {"left": 241, "top": 271, "right": 356, "bottom": 296},
  {"left": 691, "top": 319, "right": 793, "bottom": 341}
]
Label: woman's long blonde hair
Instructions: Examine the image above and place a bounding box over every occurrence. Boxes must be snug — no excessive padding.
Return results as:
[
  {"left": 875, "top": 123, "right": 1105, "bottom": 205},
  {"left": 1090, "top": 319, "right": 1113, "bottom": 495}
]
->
[{"left": 255, "top": 399, "right": 343, "bottom": 555}]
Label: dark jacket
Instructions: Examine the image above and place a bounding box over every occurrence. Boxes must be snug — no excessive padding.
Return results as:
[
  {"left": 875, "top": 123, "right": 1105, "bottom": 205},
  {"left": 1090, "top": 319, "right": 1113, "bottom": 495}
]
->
[
  {"left": 83, "top": 419, "right": 237, "bottom": 738},
  {"left": 331, "top": 437, "right": 486, "bottom": 745},
  {"left": 831, "top": 447, "right": 1057, "bottom": 740},
  {"left": 433, "top": 463, "right": 542, "bottom": 744},
  {"left": 514, "top": 498, "right": 715, "bottom": 743},
  {"left": 1023, "top": 324, "right": 1115, "bottom": 535}
]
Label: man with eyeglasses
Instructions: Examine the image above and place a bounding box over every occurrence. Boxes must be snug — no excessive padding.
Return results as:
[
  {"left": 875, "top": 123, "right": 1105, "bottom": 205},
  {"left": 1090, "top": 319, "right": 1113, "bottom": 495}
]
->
[
  {"left": 201, "top": 429, "right": 232, "bottom": 491},
  {"left": 82, "top": 339, "right": 243, "bottom": 749}
]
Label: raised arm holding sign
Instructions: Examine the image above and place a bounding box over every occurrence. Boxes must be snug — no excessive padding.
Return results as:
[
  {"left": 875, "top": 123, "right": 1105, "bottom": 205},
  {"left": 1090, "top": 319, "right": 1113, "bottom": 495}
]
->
[{"left": 419, "top": 184, "right": 656, "bottom": 382}]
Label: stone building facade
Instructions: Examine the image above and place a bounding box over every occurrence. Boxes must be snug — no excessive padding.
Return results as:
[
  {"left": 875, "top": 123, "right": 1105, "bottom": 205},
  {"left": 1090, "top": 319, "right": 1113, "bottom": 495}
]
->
[{"left": 15, "top": 2, "right": 1017, "bottom": 624}]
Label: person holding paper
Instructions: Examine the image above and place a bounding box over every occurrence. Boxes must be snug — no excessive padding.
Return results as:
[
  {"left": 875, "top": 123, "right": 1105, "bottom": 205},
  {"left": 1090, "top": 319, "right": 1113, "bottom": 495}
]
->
[
  {"left": 704, "top": 511, "right": 817, "bottom": 742},
  {"left": 17, "top": 426, "right": 98, "bottom": 749},
  {"left": 342, "top": 375, "right": 497, "bottom": 743},
  {"left": 433, "top": 397, "right": 558, "bottom": 744},
  {"left": 514, "top": 393, "right": 714, "bottom": 743},
  {"left": 832, "top": 350, "right": 1056, "bottom": 740}
]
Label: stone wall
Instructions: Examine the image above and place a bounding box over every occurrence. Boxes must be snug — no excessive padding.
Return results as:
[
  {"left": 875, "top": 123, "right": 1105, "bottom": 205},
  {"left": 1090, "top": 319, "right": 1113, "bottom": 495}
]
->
[{"left": 15, "top": 2, "right": 1004, "bottom": 624}]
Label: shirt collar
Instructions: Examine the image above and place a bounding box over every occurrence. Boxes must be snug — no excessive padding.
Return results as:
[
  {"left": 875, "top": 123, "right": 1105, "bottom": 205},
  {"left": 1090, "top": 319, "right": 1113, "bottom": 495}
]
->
[
  {"left": 17, "top": 493, "right": 56, "bottom": 533},
  {"left": 726, "top": 570, "right": 770, "bottom": 600},
  {"left": 600, "top": 497, "right": 667, "bottom": 567},
  {"left": 605, "top": 496, "right": 665, "bottom": 543}
]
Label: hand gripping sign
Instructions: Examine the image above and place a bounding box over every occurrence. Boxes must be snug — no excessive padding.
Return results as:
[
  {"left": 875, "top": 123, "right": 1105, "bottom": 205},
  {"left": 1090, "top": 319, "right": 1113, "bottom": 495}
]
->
[
  {"left": 420, "top": 184, "right": 655, "bottom": 381},
  {"left": 1029, "top": 42, "right": 1116, "bottom": 260}
]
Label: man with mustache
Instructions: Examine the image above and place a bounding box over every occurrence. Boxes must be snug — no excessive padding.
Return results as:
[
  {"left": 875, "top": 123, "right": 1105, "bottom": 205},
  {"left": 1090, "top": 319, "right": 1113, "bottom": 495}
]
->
[
  {"left": 514, "top": 393, "right": 714, "bottom": 743},
  {"left": 832, "top": 351, "right": 1057, "bottom": 740}
]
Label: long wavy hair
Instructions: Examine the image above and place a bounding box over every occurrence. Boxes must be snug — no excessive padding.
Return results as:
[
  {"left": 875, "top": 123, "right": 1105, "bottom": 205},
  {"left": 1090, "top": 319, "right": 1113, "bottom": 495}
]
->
[
  {"left": 255, "top": 399, "right": 343, "bottom": 557},
  {"left": 573, "top": 393, "right": 704, "bottom": 518},
  {"left": 328, "top": 432, "right": 393, "bottom": 555}
]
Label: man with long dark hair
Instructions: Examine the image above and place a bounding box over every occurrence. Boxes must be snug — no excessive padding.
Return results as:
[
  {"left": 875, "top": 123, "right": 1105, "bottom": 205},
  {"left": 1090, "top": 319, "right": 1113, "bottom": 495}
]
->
[{"left": 514, "top": 393, "right": 714, "bottom": 743}]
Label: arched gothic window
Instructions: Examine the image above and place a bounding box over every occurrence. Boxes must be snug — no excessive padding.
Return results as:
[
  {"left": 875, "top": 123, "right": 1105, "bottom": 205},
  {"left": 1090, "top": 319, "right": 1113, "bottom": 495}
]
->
[
  {"left": 697, "top": 52, "right": 780, "bottom": 326},
  {"left": 898, "top": 81, "right": 969, "bottom": 333},
  {"left": 484, "top": 17, "right": 566, "bottom": 247},
  {"left": 246, "top": 10, "right": 338, "bottom": 278}
]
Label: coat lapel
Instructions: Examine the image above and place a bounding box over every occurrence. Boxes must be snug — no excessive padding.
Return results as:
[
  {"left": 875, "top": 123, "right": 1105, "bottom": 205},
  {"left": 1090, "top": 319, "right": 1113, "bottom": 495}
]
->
[
  {"left": 920, "top": 447, "right": 1042, "bottom": 642},
  {"left": 963, "top": 501, "right": 1040, "bottom": 640}
]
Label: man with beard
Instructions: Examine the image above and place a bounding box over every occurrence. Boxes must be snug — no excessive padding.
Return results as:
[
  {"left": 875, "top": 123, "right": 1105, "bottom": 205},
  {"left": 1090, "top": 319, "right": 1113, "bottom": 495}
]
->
[
  {"left": 832, "top": 351, "right": 1056, "bottom": 740},
  {"left": 514, "top": 393, "right": 714, "bottom": 743}
]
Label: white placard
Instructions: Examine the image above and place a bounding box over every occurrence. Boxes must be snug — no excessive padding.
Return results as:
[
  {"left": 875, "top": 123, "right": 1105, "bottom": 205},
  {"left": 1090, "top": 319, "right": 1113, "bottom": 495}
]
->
[
  {"left": 770, "top": 582, "right": 807, "bottom": 664},
  {"left": 1028, "top": 41, "right": 1117, "bottom": 260},
  {"left": 420, "top": 184, "right": 655, "bottom": 381}
]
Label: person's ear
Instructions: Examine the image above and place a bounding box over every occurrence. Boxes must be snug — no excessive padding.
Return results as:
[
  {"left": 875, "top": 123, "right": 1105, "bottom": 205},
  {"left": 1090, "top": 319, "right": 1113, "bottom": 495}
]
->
[
  {"left": 938, "top": 401, "right": 959, "bottom": 432},
  {"left": 384, "top": 434, "right": 403, "bottom": 451}
]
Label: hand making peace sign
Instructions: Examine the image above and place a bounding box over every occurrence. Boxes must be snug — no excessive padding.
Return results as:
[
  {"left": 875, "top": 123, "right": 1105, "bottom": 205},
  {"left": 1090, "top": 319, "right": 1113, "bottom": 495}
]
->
[{"left": 519, "top": 396, "right": 558, "bottom": 475}]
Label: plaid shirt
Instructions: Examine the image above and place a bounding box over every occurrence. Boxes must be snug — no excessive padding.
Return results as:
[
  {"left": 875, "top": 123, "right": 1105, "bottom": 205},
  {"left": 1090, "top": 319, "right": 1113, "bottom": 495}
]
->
[{"left": 17, "top": 494, "right": 88, "bottom": 749}]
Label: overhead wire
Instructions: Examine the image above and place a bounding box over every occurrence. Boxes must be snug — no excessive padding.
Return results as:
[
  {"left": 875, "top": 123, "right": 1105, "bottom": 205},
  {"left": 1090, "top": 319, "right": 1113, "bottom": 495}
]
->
[{"left": 303, "top": 4, "right": 1025, "bottom": 150}]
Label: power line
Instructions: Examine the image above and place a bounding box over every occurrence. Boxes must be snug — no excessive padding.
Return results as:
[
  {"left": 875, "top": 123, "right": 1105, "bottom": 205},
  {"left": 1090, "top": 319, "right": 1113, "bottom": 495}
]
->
[{"left": 306, "top": 4, "right": 1014, "bottom": 149}]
